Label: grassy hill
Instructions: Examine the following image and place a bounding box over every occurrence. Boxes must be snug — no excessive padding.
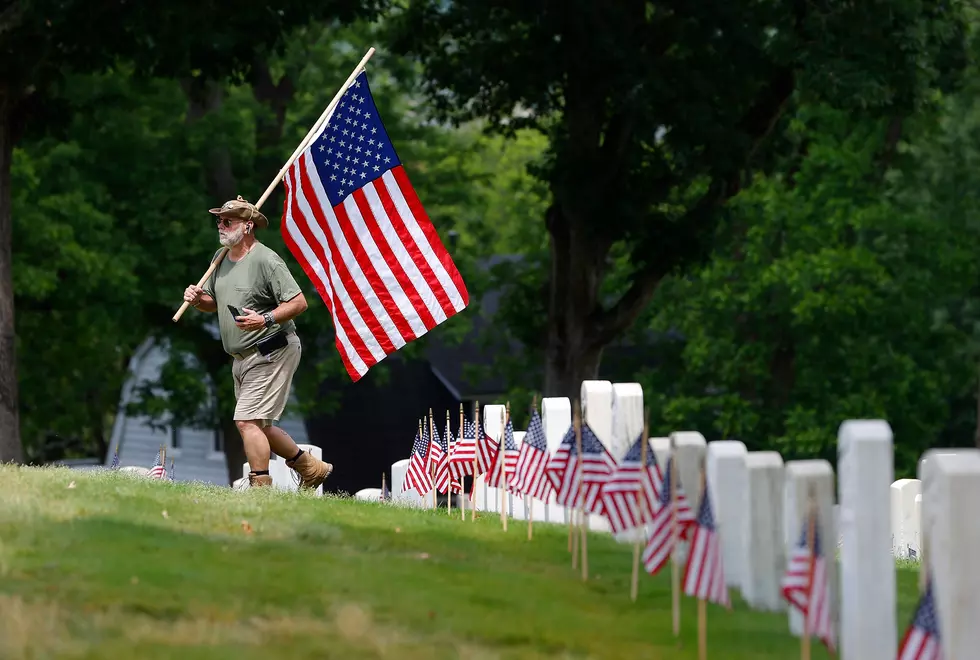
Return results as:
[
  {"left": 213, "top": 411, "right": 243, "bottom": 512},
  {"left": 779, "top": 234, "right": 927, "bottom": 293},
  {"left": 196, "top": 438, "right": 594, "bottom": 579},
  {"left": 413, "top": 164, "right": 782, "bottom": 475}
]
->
[{"left": 0, "top": 466, "right": 920, "bottom": 659}]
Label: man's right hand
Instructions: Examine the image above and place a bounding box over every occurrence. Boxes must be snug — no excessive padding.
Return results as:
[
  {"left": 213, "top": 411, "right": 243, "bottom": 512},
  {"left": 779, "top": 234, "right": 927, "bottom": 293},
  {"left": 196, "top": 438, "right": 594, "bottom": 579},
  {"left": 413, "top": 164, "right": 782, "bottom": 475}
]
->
[{"left": 183, "top": 284, "right": 204, "bottom": 305}]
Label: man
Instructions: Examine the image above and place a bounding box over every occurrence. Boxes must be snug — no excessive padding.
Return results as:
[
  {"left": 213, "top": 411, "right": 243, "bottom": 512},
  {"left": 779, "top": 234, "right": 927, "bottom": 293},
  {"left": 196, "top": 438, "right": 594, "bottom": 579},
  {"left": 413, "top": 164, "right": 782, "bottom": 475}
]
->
[{"left": 182, "top": 195, "right": 333, "bottom": 490}]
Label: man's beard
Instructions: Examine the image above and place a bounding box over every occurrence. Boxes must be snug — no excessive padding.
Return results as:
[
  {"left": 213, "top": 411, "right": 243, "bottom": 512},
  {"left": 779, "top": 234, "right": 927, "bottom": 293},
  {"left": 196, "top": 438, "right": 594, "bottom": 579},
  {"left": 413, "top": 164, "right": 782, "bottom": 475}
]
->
[{"left": 218, "top": 224, "right": 245, "bottom": 247}]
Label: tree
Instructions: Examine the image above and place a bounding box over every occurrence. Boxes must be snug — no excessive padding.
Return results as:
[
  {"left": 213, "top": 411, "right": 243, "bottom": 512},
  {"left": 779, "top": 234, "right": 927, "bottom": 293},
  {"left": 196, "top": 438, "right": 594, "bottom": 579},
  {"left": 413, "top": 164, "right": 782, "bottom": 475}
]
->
[
  {"left": 387, "top": 0, "right": 969, "bottom": 400},
  {"left": 0, "top": 0, "right": 381, "bottom": 463}
]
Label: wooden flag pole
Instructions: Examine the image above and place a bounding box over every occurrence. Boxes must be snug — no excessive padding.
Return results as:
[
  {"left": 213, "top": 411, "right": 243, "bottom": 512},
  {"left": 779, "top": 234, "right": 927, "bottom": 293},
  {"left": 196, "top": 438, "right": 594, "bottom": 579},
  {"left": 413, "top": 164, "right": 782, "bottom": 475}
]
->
[
  {"left": 381, "top": 471, "right": 386, "bottom": 501},
  {"left": 630, "top": 410, "right": 651, "bottom": 602},
  {"left": 172, "top": 47, "right": 376, "bottom": 323},
  {"left": 500, "top": 406, "right": 508, "bottom": 531},
  {"left": 670, "top": 435, "right": 681, "bottom": 637},
  {"left": 471, "top": 401, "right": 480, "bottom": 521},
  {"left": 459, "top": 403, "right": 466, "bottom": 521},
  {"left": 802, "top": 483, "right": 817, "bottom": 660},
  {"left": 697, "top": 460, "right": 708, "bottom": 660},
  {"left": 575, "top": 402, "right": 588, "bottom": 581}
]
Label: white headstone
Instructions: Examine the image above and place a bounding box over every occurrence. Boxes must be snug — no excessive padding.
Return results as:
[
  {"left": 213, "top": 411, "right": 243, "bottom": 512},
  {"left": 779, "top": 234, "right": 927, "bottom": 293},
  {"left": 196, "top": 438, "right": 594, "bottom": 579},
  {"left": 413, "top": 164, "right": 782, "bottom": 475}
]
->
[
  {"left": 671, "top": 431, "right": 707, "bottom": 509},
  {"left": 912, "top": 494, "right": 922, "bottom": 558},
  {"left": 481, "top": 404, "right": 507, "bottom": 512},
  {"left": 742, "top": 451, "right": 786, "bottom": 611},
  {"left": 706, "top": 440, "right": 748, "bottom": 589},
  {"left": 581, "top": 380, "right": 615, "bottom": 533},
  {"left": 920, "top": 448, "right": 980, "bottom": 659},
  {"left": 890, "top": 478, "right": 922, "bottom": 558},
  {"left": 391, "top": 458, "right": 429, "bottom": 507},
  {"left": 354, "top": 487, "right": 382, "bottom": 501},
  {"left": 783, "top": 459, "right": 837, "bottom": 636},
  {"left": 837, "top": 420, "right": 896, "bottom": 660},
  {"left": 610, "top": 382, "right": 644, "bottom": 461},
  {"left": 541, "top": 397, "right": 571, "bottom": 524},
  {"left": 650, "top": 436, "right": 671, "bottom": 468}
]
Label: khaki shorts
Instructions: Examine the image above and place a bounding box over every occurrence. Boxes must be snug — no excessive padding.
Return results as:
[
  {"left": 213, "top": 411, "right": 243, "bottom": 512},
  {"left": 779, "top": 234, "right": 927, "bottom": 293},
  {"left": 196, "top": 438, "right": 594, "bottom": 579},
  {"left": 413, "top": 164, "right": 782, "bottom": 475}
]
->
[{"left": 231, "top": 332, "right": 301, "bottom": 426}]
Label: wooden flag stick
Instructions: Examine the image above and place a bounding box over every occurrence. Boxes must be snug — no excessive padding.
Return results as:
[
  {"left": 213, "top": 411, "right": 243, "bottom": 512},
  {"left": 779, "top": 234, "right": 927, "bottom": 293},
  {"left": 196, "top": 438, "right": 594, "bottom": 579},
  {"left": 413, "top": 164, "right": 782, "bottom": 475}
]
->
[
  {"left": 802, "top": 483, "right": 817, "bottom": 660},
  {"left": 575, "top": 401, "right": 588, "bottom": 581},
  {"left": 570, "top": 400, "right": 580, "bottom": 567},
  {"left": 528, "top": 394, "right": 538, "bottom": 542},
  {"left": 670, "top": 435, "right": 681, "bottom": 637},
  {"left": 697, "top": 460, "right": 708, "bottom": 660},
  {"left": 173, "top": 47, "right": 376, "bottom": 323},
  {"left": 500, "top": 406, "right": 508, "bottom": 531},
  {"left": 631, "top": 410, "right": 651, "bottom": 602},
  {"left": 459, "top": 403, "right": 466, "bottom": 521},
  {"left": 446, "top": 410, "right": 453, "bottom": 515},
  {"left": 429, "top": 410, "right": 437, "bottom": 509},
  {"left": 471, "top": 401, "right": 480, "bottom": 521},
  {"left": 381, "top": 471, "right": 386, "bottom": 501}
]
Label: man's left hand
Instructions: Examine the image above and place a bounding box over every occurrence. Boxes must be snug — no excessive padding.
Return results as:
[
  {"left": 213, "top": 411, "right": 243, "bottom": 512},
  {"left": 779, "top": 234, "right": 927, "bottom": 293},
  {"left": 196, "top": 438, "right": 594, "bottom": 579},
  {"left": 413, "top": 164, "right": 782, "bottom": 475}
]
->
[{"left": 235, "top": 308, "right": 267, "bottom": 331}]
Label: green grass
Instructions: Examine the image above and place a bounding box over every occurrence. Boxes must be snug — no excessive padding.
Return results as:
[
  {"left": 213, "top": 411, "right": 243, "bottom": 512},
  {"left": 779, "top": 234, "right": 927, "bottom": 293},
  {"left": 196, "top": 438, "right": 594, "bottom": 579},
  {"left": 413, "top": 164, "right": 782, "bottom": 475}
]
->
[{"left": 0, "top": 466, "right": 920, "bottom": 659}]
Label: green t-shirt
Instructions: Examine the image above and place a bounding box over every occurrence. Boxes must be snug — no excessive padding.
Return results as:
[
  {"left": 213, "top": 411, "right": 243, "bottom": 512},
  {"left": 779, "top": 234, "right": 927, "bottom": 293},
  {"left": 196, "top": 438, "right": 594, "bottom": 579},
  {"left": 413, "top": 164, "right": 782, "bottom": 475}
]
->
[{"left": 202, "top": 243, "right": 303, "bottom": 355}]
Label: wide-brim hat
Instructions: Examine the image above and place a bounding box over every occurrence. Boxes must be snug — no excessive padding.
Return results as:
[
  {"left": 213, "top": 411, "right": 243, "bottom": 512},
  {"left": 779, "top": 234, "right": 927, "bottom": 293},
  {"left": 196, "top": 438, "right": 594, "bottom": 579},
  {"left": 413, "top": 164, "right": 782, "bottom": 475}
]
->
[{"left": 208, "top": 195, "right": 268, "bottom": 229}]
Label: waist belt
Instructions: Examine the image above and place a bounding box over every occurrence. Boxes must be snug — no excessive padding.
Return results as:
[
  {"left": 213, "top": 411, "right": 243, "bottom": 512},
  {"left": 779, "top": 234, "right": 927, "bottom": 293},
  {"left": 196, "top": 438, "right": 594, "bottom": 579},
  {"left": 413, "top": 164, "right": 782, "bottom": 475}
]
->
[{"left": 230, "top": 331, "right": 292, "bottom": 361}]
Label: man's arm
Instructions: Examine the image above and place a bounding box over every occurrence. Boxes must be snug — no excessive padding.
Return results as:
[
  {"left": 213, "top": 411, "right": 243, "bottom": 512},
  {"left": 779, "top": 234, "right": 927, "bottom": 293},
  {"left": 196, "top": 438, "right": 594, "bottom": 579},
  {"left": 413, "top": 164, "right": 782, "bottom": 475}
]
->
[
  {"left": 194, "top": 294, "right": 218, "bottom": 313},
  {"left": 270, "top": 292, "right": 308, "bottom": 324}
]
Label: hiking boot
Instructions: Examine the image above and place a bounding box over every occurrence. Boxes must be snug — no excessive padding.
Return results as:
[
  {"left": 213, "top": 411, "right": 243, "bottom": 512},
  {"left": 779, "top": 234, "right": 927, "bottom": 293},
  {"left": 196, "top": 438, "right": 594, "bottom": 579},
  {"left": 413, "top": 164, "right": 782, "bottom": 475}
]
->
[
  {"left": 248, "top": 472, "right": 274, "bottom": 488},
  {"left": 286, "top": 451, "right": 333, "bottom": 490}
]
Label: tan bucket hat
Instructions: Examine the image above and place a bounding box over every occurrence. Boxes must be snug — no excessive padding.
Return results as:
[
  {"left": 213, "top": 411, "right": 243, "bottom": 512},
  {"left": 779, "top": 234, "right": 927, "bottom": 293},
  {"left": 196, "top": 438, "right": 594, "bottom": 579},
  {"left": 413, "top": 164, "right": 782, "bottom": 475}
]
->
[{"left": 208, "top": 195, "right": 268, "bottom": 229}]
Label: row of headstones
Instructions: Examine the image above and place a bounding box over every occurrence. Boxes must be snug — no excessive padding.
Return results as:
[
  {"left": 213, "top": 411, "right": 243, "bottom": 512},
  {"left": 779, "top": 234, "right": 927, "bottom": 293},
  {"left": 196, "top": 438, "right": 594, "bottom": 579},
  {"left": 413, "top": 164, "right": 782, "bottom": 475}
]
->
[{"left": 353, "top": 380, "right": 980, "bottom": 660}]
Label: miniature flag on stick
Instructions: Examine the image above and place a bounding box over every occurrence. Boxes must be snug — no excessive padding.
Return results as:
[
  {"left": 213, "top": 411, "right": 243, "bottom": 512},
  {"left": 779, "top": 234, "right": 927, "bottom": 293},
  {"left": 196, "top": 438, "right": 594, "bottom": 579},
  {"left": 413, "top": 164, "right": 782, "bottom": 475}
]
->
[
  {"left": 281, "top": 68, "right": 469, "bottom": 382},
  {"left": 898, "top": 571, "right": 941, "bottom": 660},
  {"left": 780, "top": 486, "right": 836, "bottom": 657},
  {"left": 149, "top": 445, "right": 167, "bottom": 480},
  {"left": 401, "top": 420, "right": 432, "bottom": 496}
]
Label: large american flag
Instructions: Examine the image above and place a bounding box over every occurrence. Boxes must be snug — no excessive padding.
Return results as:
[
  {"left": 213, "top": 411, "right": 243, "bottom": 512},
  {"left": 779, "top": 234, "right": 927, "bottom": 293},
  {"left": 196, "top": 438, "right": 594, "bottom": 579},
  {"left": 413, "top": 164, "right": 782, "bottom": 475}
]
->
[
  {"left": 600, "top": 433, "right": 663, "bottom": 534},
  {"left": 509, "top": 409, "right": 552, "bottom": 500},
  {"left": 641, "top": 457, "right": 695, "bottom": 576},
  {"left": 898, "top": 575, "right": 941, "bottom": 660},
  {"left": 781, "top": 513, "right": 836, "bottom": 653},
  {"left": 682, "top": 480, "right": 729, "bottom": 607},
  {"left": 401, "top": 426, "right": 432, "bottom": 496},
  {"left": 281, "top": 70, "right": 469, "bottom": 382}
]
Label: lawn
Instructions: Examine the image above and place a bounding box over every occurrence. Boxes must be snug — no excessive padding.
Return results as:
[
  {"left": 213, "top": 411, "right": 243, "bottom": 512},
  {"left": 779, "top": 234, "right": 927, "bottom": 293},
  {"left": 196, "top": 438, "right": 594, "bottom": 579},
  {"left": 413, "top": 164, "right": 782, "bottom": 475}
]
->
[{"left": 0, "top": 465, "right": 920, "bottom": 659}]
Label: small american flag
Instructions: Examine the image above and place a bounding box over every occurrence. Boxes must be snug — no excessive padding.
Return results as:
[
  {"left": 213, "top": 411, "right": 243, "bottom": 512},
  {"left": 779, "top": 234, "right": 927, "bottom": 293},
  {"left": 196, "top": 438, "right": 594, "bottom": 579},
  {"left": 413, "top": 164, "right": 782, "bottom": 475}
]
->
[
  {"left": 168, "top": 458, "right": 175, "bottom": 482},
  {"left": 281, "top": 70, "right": 469, "bottom": 382},
  {"left": 898, "top": 574, "right": 942, "bottom": 660},
  {"left": 544, "top": 425, "right": 574, "bottom": 499},
  {"left": 600, "top": 433, "right": 663, "bottom": 534},
  {"left": 425, "top": 420, "right": 442, "bottom": 474},
  {"left": 781, "top": 512, "right": 836, "bottom": 653},
  {"left": 448, "top": 418, "right": 478, "bottom": 481},
  {"left": 109, "top": 444, "right": 120, "bottom": 469},
  {"left": 148, "top": 448, "right": 167, "bottom": 480},
  {"left": 682, "top": 480, "right": 729, "bottom": 607},
  {"left": 434, "top": 417, "right": 462, "bottom": 494},
  {"left": 548, "top": 424, "right": 615, "bottom": 513},
  {"left": 641, "top": 457, "right": 695, "bottom": 576},
  {"left": 401, "top": 426, "right": 432, "bottom": 495},
  {"left": 485, "top": 416, "right": 519, "bottom": 492},
  {"left": 475, "top": 421, "right": 499, "bottom": 476},
  {"left": 509, "top": 410, "right": 552, "bottom": 500}
]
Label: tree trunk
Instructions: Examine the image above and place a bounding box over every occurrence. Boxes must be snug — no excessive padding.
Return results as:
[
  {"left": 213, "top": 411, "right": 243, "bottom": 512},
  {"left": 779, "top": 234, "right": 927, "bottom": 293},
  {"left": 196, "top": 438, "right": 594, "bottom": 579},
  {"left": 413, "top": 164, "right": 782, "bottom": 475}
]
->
[
  {"left": 0, "top": 91, "right": 22, "bottom": 464},
  {"left": 542, "top": 203, "right": 608, "bottom": 401}
]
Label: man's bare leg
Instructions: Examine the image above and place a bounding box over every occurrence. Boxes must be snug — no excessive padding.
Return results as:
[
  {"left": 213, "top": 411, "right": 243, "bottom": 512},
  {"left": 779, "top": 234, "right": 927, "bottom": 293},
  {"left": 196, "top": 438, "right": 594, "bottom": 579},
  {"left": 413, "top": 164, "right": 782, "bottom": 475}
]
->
[
  {"left": 237, "top": 420, "right": 273, "bottom": 486},
  {"left": 263, "top": 424, "right": 301, "bottom": 460}
]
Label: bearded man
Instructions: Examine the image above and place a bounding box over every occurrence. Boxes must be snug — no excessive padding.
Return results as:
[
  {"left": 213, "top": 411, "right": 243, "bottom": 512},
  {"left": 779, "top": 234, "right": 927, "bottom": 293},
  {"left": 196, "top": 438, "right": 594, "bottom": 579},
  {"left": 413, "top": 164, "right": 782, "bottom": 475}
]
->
[{"left": 182, "top": 195, "right": 333, "bottom": 490}]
